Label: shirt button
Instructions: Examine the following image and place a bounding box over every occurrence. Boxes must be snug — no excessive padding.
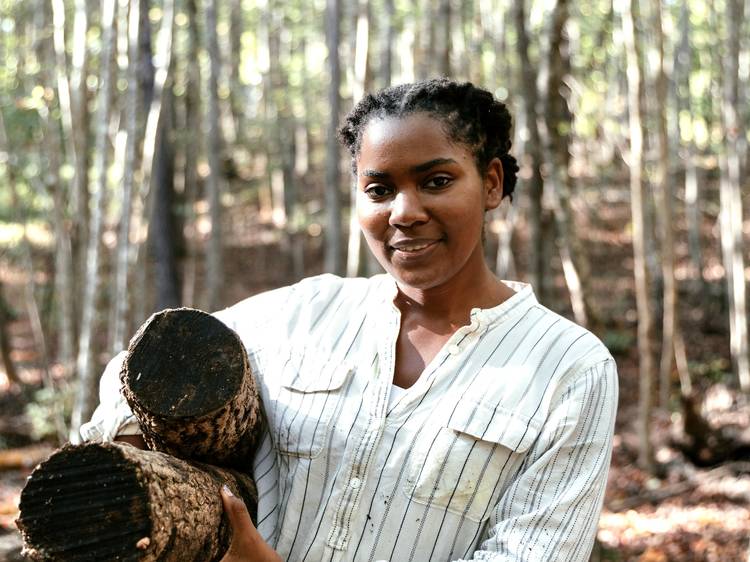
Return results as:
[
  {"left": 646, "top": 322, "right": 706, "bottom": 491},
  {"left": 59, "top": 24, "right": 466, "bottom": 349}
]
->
[
  {"left": 448, "top": 344, "right": 460, "bottom": 355},
  {"left": 350, "top": 477, "right": 362, "bottom": 489}
]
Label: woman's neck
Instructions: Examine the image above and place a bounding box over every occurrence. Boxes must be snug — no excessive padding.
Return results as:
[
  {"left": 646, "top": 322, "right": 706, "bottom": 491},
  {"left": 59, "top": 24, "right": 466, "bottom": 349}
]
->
[{"left": 394, "top": 262, "right": 514, "bottom": 328}]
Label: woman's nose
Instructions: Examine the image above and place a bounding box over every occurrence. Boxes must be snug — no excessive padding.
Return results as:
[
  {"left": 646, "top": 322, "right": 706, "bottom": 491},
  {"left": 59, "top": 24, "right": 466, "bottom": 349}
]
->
[{"left": 389, "top": 190, "right": 429, "bottom": 227}]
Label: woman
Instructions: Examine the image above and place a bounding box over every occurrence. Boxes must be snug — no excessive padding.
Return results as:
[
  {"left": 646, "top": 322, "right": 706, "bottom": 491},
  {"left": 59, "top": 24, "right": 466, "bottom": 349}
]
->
[{"left": 84, "top": 79, "right": 618, "bottom": 562}]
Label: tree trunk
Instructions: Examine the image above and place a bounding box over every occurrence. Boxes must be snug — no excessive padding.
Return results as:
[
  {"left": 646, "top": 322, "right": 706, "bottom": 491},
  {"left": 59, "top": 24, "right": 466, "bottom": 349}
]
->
[
  {"left": 69, "top": 0, "right": 117, "bottom": 443},
  {"left": 132, "top": 0, "right": 176, "bottom": 322},
  {"left": 120, "top": 308, "right": 263, "bottom": 468},
  {"left": 675, "top": 1, "right": 704, "bottom": 289},
  {"left": 0, "top": 281, "right": 20, "bottom": 386},
  {"left": 17, "top": 442, "right": 257, "bottom": 562},
  {"left": 537, "top": 0, "right": 595, "bottom": 328},
  {"left": 513, "top": 0, "right": 547, "bottom": 302},
  {"left": 111, "top": 0, "right": 143, "bottom": 353},
  {"left": 347, "top": 0, "right": 372, "bottom": 278},
  {"left": 436, "top": 0, "right": 451, "bottom": 76},
  {"left": 181, "top": 0, "right": 202, "bottom": 308},
  {"left": 719, "top": 0, "right": 750, "bottom": 391},
  {"left": 205, "top": 0, "right": 225, "bottom": 310},
  {"left": 620, "top": 0, "right": 655, "bottom": 472},
  {"left": 382, "top": 0, "right": 394, "bottom": 88},
  {"left": 654, "top": 1, "right": 679, "bottom": 409},
  {"left": 150, "top": 91, "right": 181, "bottom": 310},
  {"left": 228, "top": 0, "right": 245, "bottom": 143},
  {"left": 325, "top": 0, "right": 344, "bottom": 275},
  {"left": 69, "top": 0, "right": 91, "bottom": 307}
]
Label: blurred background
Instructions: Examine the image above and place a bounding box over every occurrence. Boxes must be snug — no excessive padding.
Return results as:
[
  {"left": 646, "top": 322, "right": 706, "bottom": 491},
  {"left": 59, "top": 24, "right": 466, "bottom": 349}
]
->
[{"left": 0, "top": 0, "right": 749, "bottom": 559}]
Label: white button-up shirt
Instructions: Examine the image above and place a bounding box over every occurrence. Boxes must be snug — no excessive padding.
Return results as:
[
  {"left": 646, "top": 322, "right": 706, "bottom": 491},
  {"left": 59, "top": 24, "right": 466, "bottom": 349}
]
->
[{"left": 82, "top": 274, "right": 618, "bottom": 562}]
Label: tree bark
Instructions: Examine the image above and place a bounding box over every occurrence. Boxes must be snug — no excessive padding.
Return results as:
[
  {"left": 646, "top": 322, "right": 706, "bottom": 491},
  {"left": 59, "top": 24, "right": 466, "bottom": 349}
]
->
[
  {"left": 325, "top": 0, "right": 344, "bottom": 275},
  {"left": 654, "top": 1, "right": 679, "bottom": 409},
  {"left": 111, "top": 0, "right": 143, "bottom": 353},
  {"left": 620, "top": 0, "right": 655, "bottom": 472},
  {"left": 537, "top": 0, "right": 595, "bottom": 329},
  {"left": 181, "top": 0, "right": 202, "bottom": 308},
  {"left": 150, "top": 92, "right": 181, "bottom": 310},
  {"left": 0, "top": 281, "right": 20, "bottom": 386},
  {"left": 120, "top": 308, "right": 263, "bottom": 469},
  {"left": 513, "top": 0, "right": 547, "bottom": 303},
  {"left": 69, "top": 0, "right": 117, "bottom": 443},
  {"left": 347, "top": 0, "right": 372, "bottom": 278},
  {"left": 719, "top": 0, "right": 749, "bottom": 391},
  {"left": 675, "top": 1, "right": 704, "bottom": 289},
  {"left": 17, "top": 442, "right": 257, "bottom": 562},
  {"left": 205, "top": 0, "right": 225, "bottom": 310}
]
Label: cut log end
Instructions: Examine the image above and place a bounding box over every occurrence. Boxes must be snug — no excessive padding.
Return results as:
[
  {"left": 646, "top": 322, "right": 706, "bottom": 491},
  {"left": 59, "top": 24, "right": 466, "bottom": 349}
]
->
[
  {"left": 17, "top": 443, "right": 258, "bottom": 562},
  {"left": 17, "top": 444, "right": 151, "bottom": 561},
  {"left": 125, "top": 308, "right": 246, "bottom": 419}
]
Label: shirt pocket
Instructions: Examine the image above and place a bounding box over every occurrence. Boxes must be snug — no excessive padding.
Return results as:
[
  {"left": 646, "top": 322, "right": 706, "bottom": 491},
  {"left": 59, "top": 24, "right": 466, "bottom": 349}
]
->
[
  {"left": 270, "top": 350, "right": 353, "bottom": 458},
  {"left": 403, "top": 399, "right": 542, "bottom": 523}
]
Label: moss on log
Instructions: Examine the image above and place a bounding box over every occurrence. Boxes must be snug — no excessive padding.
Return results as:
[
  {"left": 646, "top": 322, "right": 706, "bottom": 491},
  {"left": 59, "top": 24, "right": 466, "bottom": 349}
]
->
[
  {"left": 121, "top": 307, "right": 263, "bottom": 469},
  {"left": 16, "top": 442, "right": 257, "bottom": 562}
]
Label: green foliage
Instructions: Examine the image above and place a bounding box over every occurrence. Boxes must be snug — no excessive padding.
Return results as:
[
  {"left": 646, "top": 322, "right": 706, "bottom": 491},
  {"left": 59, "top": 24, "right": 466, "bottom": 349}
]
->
[
  {"left": 602, "top": 329, "right": 635, "bottom": 357},
  {"left": 25, "top": 384, "right": 73, "bottom": 443},
  {"left": 691, "top": 357, "right": 732, "bottom": 383}
]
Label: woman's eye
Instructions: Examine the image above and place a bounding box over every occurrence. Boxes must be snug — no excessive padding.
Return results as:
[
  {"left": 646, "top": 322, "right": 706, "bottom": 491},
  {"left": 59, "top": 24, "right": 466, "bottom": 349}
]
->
[
  {"left": 364, "top": 184, "right": 392, "bottom": 199},
  {"left": 424, "top": 176, "right": 452, "bottom": 189}
]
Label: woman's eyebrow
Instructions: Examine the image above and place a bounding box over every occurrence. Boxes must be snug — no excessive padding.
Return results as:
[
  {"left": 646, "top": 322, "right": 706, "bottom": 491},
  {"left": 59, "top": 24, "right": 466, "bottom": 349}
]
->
[
  {"left": 361, "top": 169, "right": 389, "bottom": 178},
  {"left": 411, "top": 157, "right": 456, "bottom": 173}
]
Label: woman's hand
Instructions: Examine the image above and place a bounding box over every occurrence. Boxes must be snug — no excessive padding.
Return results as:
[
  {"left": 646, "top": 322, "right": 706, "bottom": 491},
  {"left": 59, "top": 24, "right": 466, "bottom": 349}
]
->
[{"left": 219, "top": 486, "right": 283, "bottom": 562}]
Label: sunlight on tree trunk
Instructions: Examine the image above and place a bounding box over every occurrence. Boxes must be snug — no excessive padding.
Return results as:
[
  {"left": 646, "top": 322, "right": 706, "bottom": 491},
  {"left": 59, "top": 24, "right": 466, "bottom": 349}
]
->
[
  {"left": 654, "top": 1, "right": 679, "bottom": 410},
  {"left": 70, "top": 0, "right": 117, "bottom": 443},
  {"left": 110, "top": 0, "right": 141, "bottom": 354},
  {"left": 619, "top": 0, "right": 655, "bottom": 473},
  {"left": 719, "top": 0, "right": 750, "bottom": 392}
]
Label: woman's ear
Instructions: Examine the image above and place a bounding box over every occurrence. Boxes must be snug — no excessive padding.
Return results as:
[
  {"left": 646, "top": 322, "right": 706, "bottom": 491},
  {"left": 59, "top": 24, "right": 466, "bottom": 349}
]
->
[{"left": 484, "top": 157, "right": 504, "bottom": 211}]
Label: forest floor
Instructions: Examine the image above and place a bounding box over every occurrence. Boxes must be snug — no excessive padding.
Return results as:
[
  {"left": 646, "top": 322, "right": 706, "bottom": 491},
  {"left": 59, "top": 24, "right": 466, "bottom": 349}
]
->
[{"left": 0, "top": 181, "right": 749, "bottom": 561}]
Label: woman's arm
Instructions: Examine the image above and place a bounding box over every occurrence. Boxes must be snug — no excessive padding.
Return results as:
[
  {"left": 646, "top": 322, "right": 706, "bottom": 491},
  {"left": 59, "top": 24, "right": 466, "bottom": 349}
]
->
[{"left": 457, "top": 358, "right": 618, "bottom": 562}]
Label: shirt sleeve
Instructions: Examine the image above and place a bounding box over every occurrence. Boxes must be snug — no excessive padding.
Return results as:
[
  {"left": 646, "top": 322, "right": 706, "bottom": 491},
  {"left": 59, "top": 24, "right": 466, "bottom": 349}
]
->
[
  {"left": 79, "top": 351, "right": 140, "bottom": 442},
  {"left": 458, "top": 358, "right": 618, "bottom": 562}
]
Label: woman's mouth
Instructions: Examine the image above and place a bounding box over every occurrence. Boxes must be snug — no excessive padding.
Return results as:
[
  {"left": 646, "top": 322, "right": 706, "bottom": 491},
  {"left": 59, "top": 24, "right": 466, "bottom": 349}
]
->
[{"left": 389, "top": 239, "right": 440, "bottom": 257}]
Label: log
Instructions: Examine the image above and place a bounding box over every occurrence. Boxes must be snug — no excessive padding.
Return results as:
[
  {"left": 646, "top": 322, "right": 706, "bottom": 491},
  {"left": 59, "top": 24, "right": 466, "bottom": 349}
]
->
[
  {"left": 121, "top": 307, "right": 263, "bottom": 469},
  {"left": 16, "top": 441, "right": 257, "bottom": 562}
]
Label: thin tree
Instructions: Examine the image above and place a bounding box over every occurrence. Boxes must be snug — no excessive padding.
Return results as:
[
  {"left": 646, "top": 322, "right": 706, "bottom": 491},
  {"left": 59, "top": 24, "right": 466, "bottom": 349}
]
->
[
  {"left": 513, "top": 0, "right": 547, "bottom": 302},
  {"left": 131, "top": 0, "right": 176, "bottom": 323},
  {"left": 110, "top": 0, "right": 141, "bottom": 353},
  {"left": 537, "top": 0, "right": 595, "bottom": 328},
  {"left": 347, "top": 0, "right": 372, "bottom": 278},
  {"left": 0, "top": 281, "right": 19, "bottom": 387},
  {"left": 325, "top": 0, "right": 344, "bottom": 275},
  {"left": 719, "top": 0, "right": 749, "bottom": 391},
  {"left": 204, "top": 0, "right": 225, "bottom": 309},
  {"left": 619, "top": 0, "right": 655, "bottom": 472},
  {"left": 653, "top": 0, "right": 681, "bottom": 408},
  {"left": 69, "top": 0, "right": 91, "bottom": 298},
  {"left": 675, "top": 1, "right": 704, "bottom": 288},
  {"left": 70, "top": 0, "right": 117, "bottom": 442},
  {"left": 181, "top": 0, "right": 202, "bottom": 307}
]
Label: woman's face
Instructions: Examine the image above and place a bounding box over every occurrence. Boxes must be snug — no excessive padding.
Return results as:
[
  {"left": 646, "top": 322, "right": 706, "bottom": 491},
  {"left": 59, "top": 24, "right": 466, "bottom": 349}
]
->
[{"left": 355, "top": 113, "right": 503, "bottom": 291}]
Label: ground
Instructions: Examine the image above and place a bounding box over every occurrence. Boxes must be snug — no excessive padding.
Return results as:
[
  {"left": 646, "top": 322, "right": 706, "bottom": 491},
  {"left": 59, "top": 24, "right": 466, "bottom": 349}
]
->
[{"left": 0, "top": 180, "right": 749, "bottom": 561}]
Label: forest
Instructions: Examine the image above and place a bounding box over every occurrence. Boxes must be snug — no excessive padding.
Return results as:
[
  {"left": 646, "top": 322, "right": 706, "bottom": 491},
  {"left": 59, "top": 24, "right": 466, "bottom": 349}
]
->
[{"left": 0, "top": 0, "right": 749, "bottom": 559}]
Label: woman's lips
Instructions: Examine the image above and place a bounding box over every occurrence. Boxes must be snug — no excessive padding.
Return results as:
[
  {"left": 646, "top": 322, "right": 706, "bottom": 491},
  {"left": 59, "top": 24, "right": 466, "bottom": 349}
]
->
[{"left": 388, "top": 239, "right": 441, "bottom": 257}]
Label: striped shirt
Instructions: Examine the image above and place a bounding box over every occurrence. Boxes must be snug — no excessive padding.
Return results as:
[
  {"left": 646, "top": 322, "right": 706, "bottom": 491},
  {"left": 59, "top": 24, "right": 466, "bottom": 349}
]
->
[{"left": 82, "top": 273, "right": 618, "bottom": 562}]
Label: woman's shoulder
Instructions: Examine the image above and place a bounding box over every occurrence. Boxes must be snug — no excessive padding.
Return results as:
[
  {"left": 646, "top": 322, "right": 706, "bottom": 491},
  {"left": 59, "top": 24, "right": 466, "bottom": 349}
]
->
[{"left": 213, "top": 274, "right": 390, "bottom": 348}]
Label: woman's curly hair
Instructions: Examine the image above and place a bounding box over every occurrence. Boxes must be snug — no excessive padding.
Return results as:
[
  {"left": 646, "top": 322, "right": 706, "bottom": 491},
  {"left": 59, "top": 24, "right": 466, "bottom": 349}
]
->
[{"left": 338, "top": 78, "right": 519, "bottom": 200}]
